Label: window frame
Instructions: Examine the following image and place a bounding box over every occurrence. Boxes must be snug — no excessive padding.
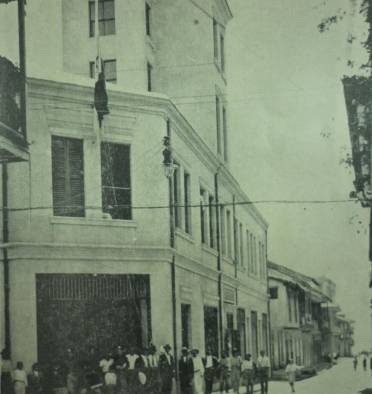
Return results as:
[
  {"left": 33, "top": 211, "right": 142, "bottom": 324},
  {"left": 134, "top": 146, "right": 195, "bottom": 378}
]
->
[
  {"left": 145, "top": 2, "right": 151, "bottom": 36},
  {"left": 100, "top": 141, "right": 132, "bottom": 220},
  {"left": 90, "top": 59, "right": 117, "bottom": 83},
  {"left": 51, "top": 135, "right": 85, "bottom": 218},
  {"left": 89, "top": 0, "right": 116, "bottom": 37},
  {"left": 147, "top": 62, "right": 153, "bottom": 92},
  {"left": 184, "top": 171, "right": 191, "bottom": 234}
]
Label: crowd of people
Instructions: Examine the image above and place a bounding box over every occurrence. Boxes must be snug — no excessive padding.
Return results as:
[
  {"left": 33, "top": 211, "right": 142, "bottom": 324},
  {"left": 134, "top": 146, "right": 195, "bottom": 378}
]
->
[{"left": 0, "top": 345, "right": 272, "bottom": 394}]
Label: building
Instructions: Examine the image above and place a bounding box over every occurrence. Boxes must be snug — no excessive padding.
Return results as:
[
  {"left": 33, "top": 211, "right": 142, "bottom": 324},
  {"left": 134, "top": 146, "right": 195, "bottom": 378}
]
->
[
  {"left": 0, "top": 0, "right": 270, "bottom": 369},
  {"left": 343, "top": 77, "right": 372, "bottom": 344},
  {"left": 269, "top": 262, "right": 353, "bottom": 370}
]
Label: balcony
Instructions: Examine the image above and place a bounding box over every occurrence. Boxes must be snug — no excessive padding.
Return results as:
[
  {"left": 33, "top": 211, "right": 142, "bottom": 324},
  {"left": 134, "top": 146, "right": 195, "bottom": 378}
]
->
[{"left": 0, "top": 56, "right": 28, "bottom": 163}]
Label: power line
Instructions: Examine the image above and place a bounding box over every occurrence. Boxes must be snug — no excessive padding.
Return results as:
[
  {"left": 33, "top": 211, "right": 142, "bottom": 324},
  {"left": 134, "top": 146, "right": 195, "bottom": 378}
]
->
[{"left": 0, "top": 199, "right": 357, "bottom": 213}]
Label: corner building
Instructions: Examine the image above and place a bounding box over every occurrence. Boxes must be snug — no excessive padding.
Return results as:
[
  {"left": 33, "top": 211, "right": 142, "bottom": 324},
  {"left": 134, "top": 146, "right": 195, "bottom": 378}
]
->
[{"left": 0, "top": 0, "right": 269, "bottom": 368}]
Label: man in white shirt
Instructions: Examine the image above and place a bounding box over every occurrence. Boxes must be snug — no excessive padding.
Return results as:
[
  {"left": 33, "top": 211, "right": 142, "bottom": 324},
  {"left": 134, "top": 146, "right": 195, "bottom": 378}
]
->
[{"left": 256, "top": 350, "right": 270, "bottom": 394}]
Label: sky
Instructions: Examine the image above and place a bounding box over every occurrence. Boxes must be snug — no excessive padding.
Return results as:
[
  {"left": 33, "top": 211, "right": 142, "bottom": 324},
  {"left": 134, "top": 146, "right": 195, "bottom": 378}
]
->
[{"left": 227, "top": 0, "right": 371, "bottom": 351}]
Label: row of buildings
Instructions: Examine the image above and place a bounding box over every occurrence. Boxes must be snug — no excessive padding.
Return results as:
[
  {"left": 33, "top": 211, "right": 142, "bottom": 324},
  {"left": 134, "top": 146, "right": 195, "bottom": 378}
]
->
[
  {"left": 269, "top": 262, "right": 354, "bottom": 369},
  {"left": 0, "top": 0, "right": 353, "bottom": 375}
]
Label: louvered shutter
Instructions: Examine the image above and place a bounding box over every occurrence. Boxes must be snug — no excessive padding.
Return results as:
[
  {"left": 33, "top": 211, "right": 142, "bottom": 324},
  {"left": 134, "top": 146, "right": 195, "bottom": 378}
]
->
[{"left": 52, "top": 136, "right": 85, "bottom": 217}]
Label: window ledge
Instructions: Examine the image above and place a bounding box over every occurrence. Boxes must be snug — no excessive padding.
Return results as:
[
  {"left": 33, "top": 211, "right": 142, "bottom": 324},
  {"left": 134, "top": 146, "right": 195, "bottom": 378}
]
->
[
  {"left": 202, "top": 244, "right": 218, "bottom": 257},
  {"left": 50, "top": 216, "right": 137, "bottom": 228},
  {"left": 175, "top": 228, "right": 194, "bottom": 244}
]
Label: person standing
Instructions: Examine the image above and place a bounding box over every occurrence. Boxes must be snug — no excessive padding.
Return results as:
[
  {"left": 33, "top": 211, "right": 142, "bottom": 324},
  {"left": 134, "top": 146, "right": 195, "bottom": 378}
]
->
[
  {"left": 147, "top": 344, "right": 160, "bottom": 394},
  {"left": 125, "top": 347, "right": 139, "bottom": 393},
  {"left": 256, "top": 350, "right": 270, "bottom": 394},
  {"left": 159, "top": 344, "right": 175, "bottom": 394},
  {"left": 285, "top": 359, "right": 298, "bottom": 393},
  {"left": 1, "top": 348, "right": 12, "bottom": 394},
  {"left": 13, "top": 361, "right": 28, "bottom": 394},
  {"left": 230, "top": 350, "right": 241, "bottom": 394},
  {"left": 241, "top": 354, "right": 255, "bottom": 394},
  {"left": 363, "top": 355, "right": 367, "bottom": 371},
  {"left": 369, "top": 354, "right": 372, "bottom": 376},
  {"left": 191, "top": 349, "right": 204, "bottom": 394},
  {"left": 219, "top": 351, "right": 231, "bottom": 394},
  {"left": 179, "top": 348, "right": 194, "bottom": 394},
  {"left": 27, "top": 363, "right": 44, "bottom": 394},
  {"left": 202, "top": 348, "right": 218, "bottom": 394},
  {"left": 113, "top": 345, "right": 127, "bottom": 394},
  {"left": 353, "top": 356, "right": 358, "bottom": 371}
]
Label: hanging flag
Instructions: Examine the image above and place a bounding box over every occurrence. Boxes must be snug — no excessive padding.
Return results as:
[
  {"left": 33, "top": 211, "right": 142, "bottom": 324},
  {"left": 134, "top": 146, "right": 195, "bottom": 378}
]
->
[{"left": 93, "top": 0, "right": 109, "bottom": 127}]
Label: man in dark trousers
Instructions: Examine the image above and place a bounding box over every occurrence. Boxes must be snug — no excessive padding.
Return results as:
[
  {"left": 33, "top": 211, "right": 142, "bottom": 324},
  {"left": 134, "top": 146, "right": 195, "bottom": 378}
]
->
[
  {"left": 159, "top": 344, "right": 175, "bottom": 394},
  {"left": 179, "top": 348, "right": 194, "bottom": 394},
  {"left": 202, "top": 348, "right": 219, "bottom": 394}
]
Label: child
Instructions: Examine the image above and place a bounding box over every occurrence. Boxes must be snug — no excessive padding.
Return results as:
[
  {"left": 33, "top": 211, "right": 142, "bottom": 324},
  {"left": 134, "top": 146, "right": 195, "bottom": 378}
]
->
[
  {"left": 285, "top": 359, "right": 298, "bottom": 393},
  {"left": 104, "top": 365, "right": 117, "bottom": 394}
]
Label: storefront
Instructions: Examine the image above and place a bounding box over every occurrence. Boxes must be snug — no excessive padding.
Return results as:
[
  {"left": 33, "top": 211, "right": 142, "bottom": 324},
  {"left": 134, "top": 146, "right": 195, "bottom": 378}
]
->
[{"left": 36, "top": 274, "right": 151, "bottom": 365}]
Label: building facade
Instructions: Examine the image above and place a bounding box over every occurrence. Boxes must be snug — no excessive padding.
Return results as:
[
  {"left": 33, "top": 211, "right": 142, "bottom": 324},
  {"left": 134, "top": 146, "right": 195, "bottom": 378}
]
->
[
  {"left": 269, "top": 262, "right": 353, "bottom": 370},
  {"left": 0, "top": 0, "right": 270, "bottom": 369}
]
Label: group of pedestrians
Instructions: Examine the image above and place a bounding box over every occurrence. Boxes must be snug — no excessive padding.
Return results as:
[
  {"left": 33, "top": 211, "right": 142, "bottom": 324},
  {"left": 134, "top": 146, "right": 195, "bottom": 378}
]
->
[
  {"left": 178, "top": 348, "right": 270, "bottom": 394},
  {"left": 354, "top": 353, "right": 372, "bottom": 374},
  {"left": 1, "top": 345, "right": 272, "bottom": 394}
]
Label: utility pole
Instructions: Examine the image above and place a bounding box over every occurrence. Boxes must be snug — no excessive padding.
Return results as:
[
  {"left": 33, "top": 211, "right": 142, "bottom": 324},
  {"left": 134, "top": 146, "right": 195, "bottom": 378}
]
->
[{"left": 18, "top": 0, "right": 27, "bottom": 139}]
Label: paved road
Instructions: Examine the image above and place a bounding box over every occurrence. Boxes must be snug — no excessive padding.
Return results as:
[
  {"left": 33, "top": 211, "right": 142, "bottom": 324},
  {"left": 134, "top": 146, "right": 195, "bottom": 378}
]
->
[{"left": 235, "top": 358, "right": 372, "bottom": 394}]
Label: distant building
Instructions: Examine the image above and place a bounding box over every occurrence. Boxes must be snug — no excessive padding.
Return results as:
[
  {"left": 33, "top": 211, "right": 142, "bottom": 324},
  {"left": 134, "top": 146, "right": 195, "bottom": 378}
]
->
[
  {"left": 0, "top": 0, "right": 270, "bottom": 369},
  {"left": 269, "top": 262, "right": 353, "bottom": 369}
]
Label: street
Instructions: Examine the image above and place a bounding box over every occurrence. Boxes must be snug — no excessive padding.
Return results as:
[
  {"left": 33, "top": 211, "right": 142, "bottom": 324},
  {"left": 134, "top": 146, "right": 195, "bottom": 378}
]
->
[{"left": 243, "top": 359, "right": 372, "bottom": 394}]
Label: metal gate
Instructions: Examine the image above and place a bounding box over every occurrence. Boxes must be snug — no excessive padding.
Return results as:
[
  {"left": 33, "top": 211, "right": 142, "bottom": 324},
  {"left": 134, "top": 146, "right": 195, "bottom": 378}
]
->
[{"left": 36, "top": 274, "right": 151, "bottom": 365}]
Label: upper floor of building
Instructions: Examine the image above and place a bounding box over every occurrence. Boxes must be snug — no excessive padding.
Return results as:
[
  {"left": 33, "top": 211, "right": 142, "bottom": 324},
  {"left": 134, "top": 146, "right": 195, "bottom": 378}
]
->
[
  {"left": 268, "top": 261, "right": 331, "bottom": 332},
  {"left": 0, "top": 77, "right": 268, "bottom": 292},
  {"left": 0, "top": 0, "right": 233, "bottom": 163}
]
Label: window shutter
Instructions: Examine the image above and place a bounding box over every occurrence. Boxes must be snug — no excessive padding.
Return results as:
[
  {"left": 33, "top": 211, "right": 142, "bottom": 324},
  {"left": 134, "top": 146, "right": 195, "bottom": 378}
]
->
[{"left": 52, "top": 136, "right": 84, "bottom": 217}]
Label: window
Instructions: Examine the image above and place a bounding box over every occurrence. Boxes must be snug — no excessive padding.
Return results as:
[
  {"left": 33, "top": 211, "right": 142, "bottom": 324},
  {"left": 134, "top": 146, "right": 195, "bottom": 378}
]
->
[
  {"left": 52, "top": 136, "right": 85, "bottom": 217},
  {"left": 239, "top": 223, "right": 244, "bottom": 267},
  {"left": 294, "top": 294, "right": 298, "bottom": 323},
  {"left": 90, "top": 59, "right": 117, "bottom": 83},
  {"left": 173, "top": 163, "right": 181, "bottom": 228},
  {"left": 200, "top": 188, "right": 206, "bottom": 244},
  {"left": 249, "top": 233, "right": 253, "bottom": 273},
  {"left": 145, "top": 2, "right": 151, "bottom": 36},
  {"left": 216, "top": 96, "right": 221, "bottom": 155},
  {"left": 184, "top": 172, "right": 191, "bottom": 234},
  {"left": 222, "top": 106, "right": 228, "bottom": 161},
  {"left": 287, "top": 289, "right": 292, "bottom": 322},
  {"left": 101, "top": 142, "right": 131, "bottom": 220},
  {"left": 89, "top": 0, "right": 115, "bottom": 37},
  {"left": 220, "top": 205, "right": 226, "bottom": 255},
  {"left": 220, "top": 34, "right": 225, "bottom": 72},
  {"left": 269, "top": 287, "right": 279, "bottom": 299},
  {"left": 262, "top": 314, "right": 268, "bottom": 353},
  {"left": 253, "top": 236, "right": 257, "bottom": 274},
  {"left": 226, "top": 209, "right": 232, "bottom": 257},
  {"left": 246, "top": 230, "right": 251, "bottom": 273},
  {"left": 147, "top": 62, "right": 153, "bottom": 92},
  {"left": 213, "top": 18, "right": 218, "bottom": 59},
  {"left": 209, "top": 195, "right": 215, "bottom": 248}
]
